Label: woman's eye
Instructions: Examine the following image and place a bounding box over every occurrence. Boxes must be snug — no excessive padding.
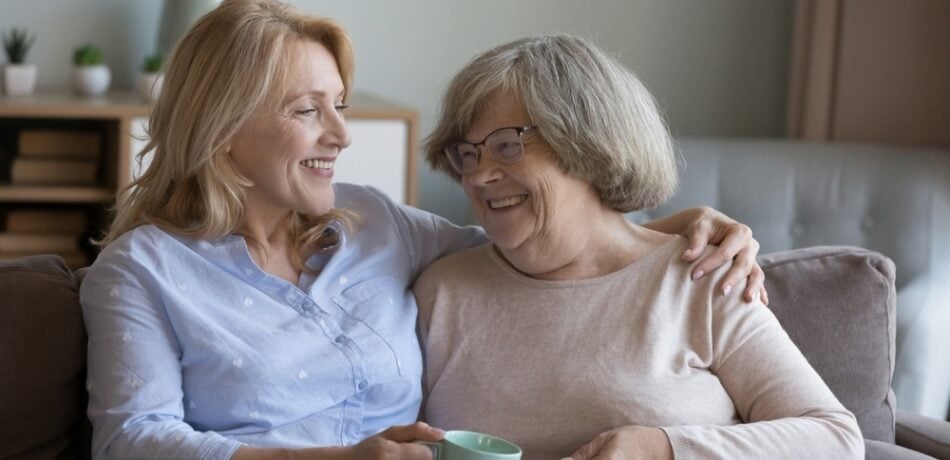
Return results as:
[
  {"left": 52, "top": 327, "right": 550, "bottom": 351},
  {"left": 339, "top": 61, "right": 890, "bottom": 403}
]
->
[
  {"left": 296, "top": 108, "right": 318, "bottom": 116},
  {"left": 335, "top": 104, "right": 349, "bottom": 113}
]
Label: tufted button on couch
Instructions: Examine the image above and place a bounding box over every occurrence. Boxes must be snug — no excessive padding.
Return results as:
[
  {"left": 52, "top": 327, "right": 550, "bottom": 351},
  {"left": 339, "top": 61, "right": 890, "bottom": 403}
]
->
[{"left": 629, "top": 138, "right": 950, "bottom": 422}]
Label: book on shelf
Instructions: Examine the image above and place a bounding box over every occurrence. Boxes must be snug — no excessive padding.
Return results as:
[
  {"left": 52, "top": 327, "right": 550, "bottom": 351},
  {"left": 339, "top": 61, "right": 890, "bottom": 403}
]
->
[
  {"left": 18, "top": 129, "right": 101, "bottom": 159},
  {"left": 9, "top": 158, "right": 99, "bottom": 185},
  {"left": 0, "top": 232, "right": 80, "bottom": 253},
  {"left": 0, "top": 249, "right": 88, "bottom": 268},
  {"left": 5, "top": 209, "right": 87, "bottom": 233}
]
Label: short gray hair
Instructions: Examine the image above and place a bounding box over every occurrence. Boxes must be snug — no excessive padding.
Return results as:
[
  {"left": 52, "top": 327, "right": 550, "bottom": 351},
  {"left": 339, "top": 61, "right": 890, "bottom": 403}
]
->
[{"left": 424, "top": 34, "right": 677, "bottom": 212}]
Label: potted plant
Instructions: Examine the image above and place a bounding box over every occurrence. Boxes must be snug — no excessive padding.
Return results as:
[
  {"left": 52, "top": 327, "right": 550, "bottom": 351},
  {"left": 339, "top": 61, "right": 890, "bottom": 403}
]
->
[
  {"left": 2, "top": 28, "right": 37, "bottom": 96},
  {"left": 72, "top": 44, "right": 110, "bottom": 97},
  {"left": 137, "top": 53, "right": 164, "bottom": 103}
]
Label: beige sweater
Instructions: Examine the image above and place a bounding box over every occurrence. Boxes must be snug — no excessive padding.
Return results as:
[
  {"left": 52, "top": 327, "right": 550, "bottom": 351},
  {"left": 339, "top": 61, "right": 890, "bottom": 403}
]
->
[{"left": 414, "top": 237, "right": 863, "bottom": 460}]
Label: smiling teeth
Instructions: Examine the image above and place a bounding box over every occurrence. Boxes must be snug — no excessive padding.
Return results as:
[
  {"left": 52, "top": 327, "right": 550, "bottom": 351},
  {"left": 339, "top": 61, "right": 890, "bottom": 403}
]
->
[
  {"left": 301, "top": 159, "right": 333, "bottom": 169},
  {"left": 489, "top": 195, "right": 527, "bottom": 209}
]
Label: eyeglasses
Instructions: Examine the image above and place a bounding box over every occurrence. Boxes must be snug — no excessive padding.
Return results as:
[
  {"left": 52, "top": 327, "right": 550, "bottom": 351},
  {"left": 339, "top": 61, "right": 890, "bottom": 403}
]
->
[{"left": 444, "top": 126, "right": 536, "bottom": 175}]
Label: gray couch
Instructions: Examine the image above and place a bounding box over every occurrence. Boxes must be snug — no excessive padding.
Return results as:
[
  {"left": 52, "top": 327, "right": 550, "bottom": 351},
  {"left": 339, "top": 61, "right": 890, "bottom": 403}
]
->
[
  {"left": 630, "top": 138, "right": 950, "bottom": 422},
  {"left": 2, "top": 248, "right": 949, "bottom": 458}
]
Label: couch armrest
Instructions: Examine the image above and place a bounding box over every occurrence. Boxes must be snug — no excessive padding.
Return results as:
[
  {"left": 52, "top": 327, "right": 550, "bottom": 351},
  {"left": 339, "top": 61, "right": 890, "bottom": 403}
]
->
[
  {"left": 896, "top": 409, "right": 950, "bottom": 459},
  {"left": 866, "top": 439, "right": 935, "bottom": 459}
]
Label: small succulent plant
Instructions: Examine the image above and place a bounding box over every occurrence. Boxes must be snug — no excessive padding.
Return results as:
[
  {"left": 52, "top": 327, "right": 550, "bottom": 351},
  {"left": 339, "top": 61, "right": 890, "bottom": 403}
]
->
[
  {"left": 2, "top": 28, "right": 36, "bottom": 64},
  {"left": 142, "top": 53, "right": 164, "bottom": 73},
  {"left": 73, "top": 44, "right": 104, "bottom": 66}
]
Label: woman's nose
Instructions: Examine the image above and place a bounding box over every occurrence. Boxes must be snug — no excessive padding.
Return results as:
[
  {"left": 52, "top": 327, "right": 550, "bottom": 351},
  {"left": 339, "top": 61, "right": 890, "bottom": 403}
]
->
[
  {"left": 322, "top": 110, "right": 351, "bottom": 149},
  {"left": 464, "top": 148, "right": 506, "bottom": 185}
]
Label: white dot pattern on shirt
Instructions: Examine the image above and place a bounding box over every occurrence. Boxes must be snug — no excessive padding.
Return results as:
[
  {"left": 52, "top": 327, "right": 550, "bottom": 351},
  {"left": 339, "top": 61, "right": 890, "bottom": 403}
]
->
[
  {"left": 244, "top": 268, "right": 254, "bottom": 276},
  {"left": 122, "top": 333, "right": 132, "bottom": 343},
  {"left": 189, "top": 401, "right": 197, "bottom": 409},
  {"left": 298, "top": 370, "right": 308, "bottom": 380},
  {"left": 110, "top": 287, "right": 120, "bottom": 298},
  {"left": 177, "top": 282, "right": 187, "bottom": 292},
  {"left": 339, "top": 275, "right": 348, "bottom": 285},
  {"left": 232, "top": 357, "right": 243, "bottom": 368},
  {"left": 249, "top": 411, "right": 260, "bottom": 419},
  {"left": 243, "top": 297, "right": 253, "bottom": 307}
]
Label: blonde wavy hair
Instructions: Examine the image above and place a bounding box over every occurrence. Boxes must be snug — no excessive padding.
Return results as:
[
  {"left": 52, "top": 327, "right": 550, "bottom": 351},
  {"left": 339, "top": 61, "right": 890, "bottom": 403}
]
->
[
  {"left": 425, "top": 34, "right": 677, "bottom": 213},
  {"left": 101, "top": 0, "right": 354, "bottom": 268}
]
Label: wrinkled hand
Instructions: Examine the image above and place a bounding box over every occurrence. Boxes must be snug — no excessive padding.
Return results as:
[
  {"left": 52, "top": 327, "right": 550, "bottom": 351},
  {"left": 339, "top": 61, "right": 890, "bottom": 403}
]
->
[
  {"left": 343, "top": 422, "right": 444, "bottom": 460},
  {"left": 680, "top": 206, "right": 768, "bottom": 305},
  {"left": 565, "top": 425, "right": 673, "bottom": 460}
]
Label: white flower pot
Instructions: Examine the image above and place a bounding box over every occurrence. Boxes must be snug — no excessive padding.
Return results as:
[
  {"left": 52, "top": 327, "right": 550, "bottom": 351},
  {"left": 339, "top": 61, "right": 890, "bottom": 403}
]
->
[
  {"left": 136, "top": 72, "right": 164, "bottom": 103},
  {"left": 72, "top": 65, "right": 111, "bottom": 97},
  {"left": 3, "top": 64, "right": 37, "bottom": 96}
]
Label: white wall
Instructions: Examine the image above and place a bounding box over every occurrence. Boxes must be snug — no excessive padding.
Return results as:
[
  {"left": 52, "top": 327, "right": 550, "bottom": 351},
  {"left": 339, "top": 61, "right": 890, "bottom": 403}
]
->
[{"left": 0, "top": 0, "right": 793, "bottom": 224}]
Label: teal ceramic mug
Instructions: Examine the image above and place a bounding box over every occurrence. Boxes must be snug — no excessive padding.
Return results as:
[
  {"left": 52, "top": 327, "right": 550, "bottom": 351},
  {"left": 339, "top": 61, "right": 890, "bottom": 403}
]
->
[{"left": 422, "top": 430, "right": 522, "bottom": 460}]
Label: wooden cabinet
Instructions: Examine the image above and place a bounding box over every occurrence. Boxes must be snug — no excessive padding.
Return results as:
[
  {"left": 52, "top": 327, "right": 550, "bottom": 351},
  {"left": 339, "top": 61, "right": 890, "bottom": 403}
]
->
[{"left": 0, "top": 91, "right": 417, "bottom": 266}]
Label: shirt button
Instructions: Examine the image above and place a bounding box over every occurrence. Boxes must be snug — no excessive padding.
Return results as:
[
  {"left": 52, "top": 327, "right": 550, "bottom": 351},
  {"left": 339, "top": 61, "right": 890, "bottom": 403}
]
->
[
  {"left": 358, "top": 381, "right": 368, "bottom": 390},
  {"left": 335, "top": 335, "right": 346, "bottom": 344}
]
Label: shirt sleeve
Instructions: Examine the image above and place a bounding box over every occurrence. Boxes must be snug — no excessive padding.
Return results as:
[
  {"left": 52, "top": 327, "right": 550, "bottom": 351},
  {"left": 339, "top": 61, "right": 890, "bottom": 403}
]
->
[
  {"left": 660, "top": 290, "right": 865, "bottom": 459},
  {"left": 80, "top": 253, "right": 242, "bottom": 460},
  {"left": 368, "top": 187, "right": 486, "bottom": 278}
]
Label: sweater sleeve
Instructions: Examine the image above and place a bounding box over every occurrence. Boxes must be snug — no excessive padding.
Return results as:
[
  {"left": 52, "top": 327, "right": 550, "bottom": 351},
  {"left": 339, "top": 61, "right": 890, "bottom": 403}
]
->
[
  {"left": 660, "top": 294, "right": 865, "bottom": 459},
  {"left": 80, "top": 253, "right": 242, "bottom": 460}
]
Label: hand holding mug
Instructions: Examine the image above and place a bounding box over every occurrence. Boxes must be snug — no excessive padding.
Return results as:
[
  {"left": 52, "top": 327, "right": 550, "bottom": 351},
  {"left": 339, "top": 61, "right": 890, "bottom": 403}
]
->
[{"left": 344, "top": 422, "right": 445, "bottom": 460}]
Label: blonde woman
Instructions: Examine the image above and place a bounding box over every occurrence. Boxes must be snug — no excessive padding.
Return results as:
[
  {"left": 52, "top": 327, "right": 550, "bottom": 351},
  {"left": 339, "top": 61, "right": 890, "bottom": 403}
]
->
[{"left": 81, "top": 1, "right": 766, "bottom": 459}]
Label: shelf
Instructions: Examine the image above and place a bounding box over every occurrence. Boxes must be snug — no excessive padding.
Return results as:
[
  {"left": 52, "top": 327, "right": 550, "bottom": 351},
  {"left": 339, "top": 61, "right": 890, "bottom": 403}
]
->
[
  {"left": 0, "top": 186, "right": 113, "bottom": 203},
  {"left": 0, "top": 91, "right": 149, "bottom": 119}
]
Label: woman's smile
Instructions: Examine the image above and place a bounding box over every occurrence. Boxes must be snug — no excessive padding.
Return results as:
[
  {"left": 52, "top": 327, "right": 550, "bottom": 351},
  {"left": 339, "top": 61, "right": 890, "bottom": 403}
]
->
[
  {"left": 299, "top": 157, "right": 336, "bottom": 178},
  {"left": 488, "top": 194, "right": 528, "bottom": 210}
]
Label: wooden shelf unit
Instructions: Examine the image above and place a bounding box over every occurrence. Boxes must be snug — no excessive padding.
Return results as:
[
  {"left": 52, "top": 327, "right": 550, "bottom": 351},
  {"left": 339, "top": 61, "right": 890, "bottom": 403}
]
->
[{"left": 1, "top": 90, "right": 418, "bottom": 266}]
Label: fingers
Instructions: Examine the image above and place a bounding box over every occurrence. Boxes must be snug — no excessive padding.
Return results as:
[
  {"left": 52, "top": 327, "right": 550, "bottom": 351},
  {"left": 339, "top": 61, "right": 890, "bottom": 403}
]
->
[
  {"left": 352, "top": 437, "right": 437, "bottom": 460},
  {"left": 682, "top": 219, "right": 713, "bottom": 263},
  {"left": 714, "top": 241, "right": 757, "bottom": 295},
  {"left": 378, "top": 422, "right": 445, "bottom": 443},
  {"left": 398, "top": 442, "right": 439, "bottom": 460},
  {"left": 566, "top": 431, "right": 610, "bottom": 460},
  {"left": 692, "top": 227, "right": 756, "bottom": 277},
  {"left": 741, "top": 264, "right": 767, "bottom": 304}
]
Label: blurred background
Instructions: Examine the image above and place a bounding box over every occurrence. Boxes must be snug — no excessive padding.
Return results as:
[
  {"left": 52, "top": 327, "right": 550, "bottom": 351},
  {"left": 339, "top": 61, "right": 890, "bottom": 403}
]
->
[{"left": 0, "top": 0, "right": 796, "bottom": 223}]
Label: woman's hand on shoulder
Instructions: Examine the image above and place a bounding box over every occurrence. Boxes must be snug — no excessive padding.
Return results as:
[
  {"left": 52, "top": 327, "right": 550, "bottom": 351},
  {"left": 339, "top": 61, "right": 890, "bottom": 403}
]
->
[
  {"left": 679, "top": 206, "right": 767, "bottom": 304},
  {"left": 232, "top": 422, "right": 442, "bottom": 460},
  {"left": 650, "top": 206, "right": 767, "bottom": 304},
  {"left": 566, "top": 425, "right": 673, "bottom": 460}
]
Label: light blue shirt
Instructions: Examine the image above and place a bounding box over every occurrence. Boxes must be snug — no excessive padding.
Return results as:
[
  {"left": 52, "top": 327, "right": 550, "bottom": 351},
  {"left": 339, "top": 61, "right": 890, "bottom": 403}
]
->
[{"left": 80, "top": 184, "right": 484, "bottom": 459}]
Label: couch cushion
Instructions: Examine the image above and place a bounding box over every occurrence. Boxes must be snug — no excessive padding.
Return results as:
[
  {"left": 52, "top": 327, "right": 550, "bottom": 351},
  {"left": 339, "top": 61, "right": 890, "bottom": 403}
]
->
[
  {"left": 0, "top": 255, "right": 88, "bottom": 459},
  {"left": 761, "top": 246, "right": 897, "bottom": 442}
]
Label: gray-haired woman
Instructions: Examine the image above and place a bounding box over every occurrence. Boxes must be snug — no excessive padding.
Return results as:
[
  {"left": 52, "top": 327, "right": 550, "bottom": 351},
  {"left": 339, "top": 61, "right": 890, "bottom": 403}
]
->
[{"left": 416, "top": 34, "right": 863, "bottom": 460}]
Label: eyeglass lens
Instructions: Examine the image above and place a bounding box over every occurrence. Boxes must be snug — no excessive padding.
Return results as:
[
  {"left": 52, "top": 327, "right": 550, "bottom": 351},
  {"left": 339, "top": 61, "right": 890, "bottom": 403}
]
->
[{"left": 448, "top": 128, "right": 524, "bottom": 174}]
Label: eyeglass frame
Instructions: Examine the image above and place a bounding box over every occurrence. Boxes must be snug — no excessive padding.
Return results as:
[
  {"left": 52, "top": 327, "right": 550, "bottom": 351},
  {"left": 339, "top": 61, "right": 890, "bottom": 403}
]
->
[{"left": 443, "top": 125, "right": 536, "bottom": 175}]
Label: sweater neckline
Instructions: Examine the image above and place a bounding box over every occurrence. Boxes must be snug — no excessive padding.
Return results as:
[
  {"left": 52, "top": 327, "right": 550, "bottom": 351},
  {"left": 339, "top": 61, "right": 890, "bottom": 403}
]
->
[{"left": 483, "top": 234, "right": 685, "bottom": 288}]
